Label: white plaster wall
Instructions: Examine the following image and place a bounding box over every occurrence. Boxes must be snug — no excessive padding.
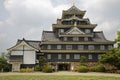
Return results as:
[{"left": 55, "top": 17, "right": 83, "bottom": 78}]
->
[
  {"left": 11, "top": 51, "right": 23, "bottom": 55},
  {"left": 13, "top": 45, "right": 33, "bottom": 50},
  {"left": 24, "top": 46, "right": 32, "bottom": 50},
  {"left": 12, "top": 63, "right": 21, "bottom": 72},
  {"left": 23, "top": 51, "right": 35, "bottom": 64},
  {"left": 14, "top": 45, "right": 23, "bottom": 50}
]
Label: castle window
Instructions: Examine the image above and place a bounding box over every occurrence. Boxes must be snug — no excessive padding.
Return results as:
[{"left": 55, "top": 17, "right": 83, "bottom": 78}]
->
[
  {"left": 58, "top": 54, "right": 62, "bottom": 59},
  {"left": 100, "top": 45, "right": 105, "bottom": 50},
  {"left": 108, "top": 45, "right": 112, "bottom": 50},
  {"left": 88, "top": 54, "right": 92, "bottom": 59},
  {"left": 47, "top": 45, "right": 51, "bottom": 49},
  {"left": 84, "top": 37, "right": 88, "bottom": 41},
  {"left": 88, "top": 45, "right": 94, "bottom": 50},
  {"left": 78, "top": 45, "right": 84, "bottom": 50},
  {"left": 74, "top": 54, "right": 80, "bottom": 59},
  {"left": 64, "top": 37, "right": 67, "bottom": 41},
  {"left": 57, "top": 45, "right": 61, "bottom": 49},
  {"left": 59, "top": 29, "right": 64, "bottom": 33},
  {"left": 66, "top": 54, "right": 70, "bottom": 59},
  {"left": 57, "top": 20, "right": 61, "bottom": 24},
  {"left": 66, "top": 45, "right": 72, "bottom": 50},
  {"left": 73, "top": 37, "right": 79, "bottom": 41},
  {"left": 98, "top": 54, "right": 101, "bottom": 60},
  {"left": 85, "top": 29, "right": 91, "bottom": 33},
  {"left": 47, "top": 54, "right": 51, "bottom": 59}
]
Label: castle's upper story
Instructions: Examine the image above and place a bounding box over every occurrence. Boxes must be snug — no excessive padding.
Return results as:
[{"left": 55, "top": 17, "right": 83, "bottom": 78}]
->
[{"left": 41, "top": 5, "right": 114, "bottom": 44}]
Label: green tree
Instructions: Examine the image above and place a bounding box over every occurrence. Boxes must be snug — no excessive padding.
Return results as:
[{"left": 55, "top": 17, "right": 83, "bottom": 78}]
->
[
  {"left": 0, "top": 57, "right": 9, "bottom": 72},
  {"left": 115, "top": 31, "right": 120, "bottom": 48},
  {"left": 80, "top": 56, "right": 87, "bottom": 66},
  {"left": 100, "top": 31, "right": 120, "bottom": 69},
  {"left": 0, "top": 52, "right": 11, "bottom": 72},
  {"left": 100, "top": 48, "right": 120, "bottom": 69},
  {"left": 39, "top": 56, "right": 47, "bottom": 68}
]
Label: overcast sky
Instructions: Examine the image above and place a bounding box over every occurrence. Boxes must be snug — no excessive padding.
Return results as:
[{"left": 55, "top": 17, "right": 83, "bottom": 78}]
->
[{"left": 0, "top": 0, "right": 120, "bottom": 54}]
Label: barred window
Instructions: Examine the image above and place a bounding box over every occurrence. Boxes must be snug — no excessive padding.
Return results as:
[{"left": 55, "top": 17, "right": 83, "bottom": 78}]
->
[
  {"left": 57, "top": 20, "right": 61, "bottom": 24},
  {"left": 88, "top": 54, "right": 92, "bottom": 59},
  {"left": 66, "top": 54, "right": 70, "bottom": 59},
  {"left": 88, "top": 45, "right": 94, "bottom": 50},
  {"left": 98, "top": 54, "right": 101, "bottom": 60},
  {"left": 47, "top": 45, "right": 51, "bottom": 49},
  {"left": 66, "top": 45, "right": 72, "bottom": 50},
  {"left": 59, "top": 29, "right": 64, "bottom": 33},
  {"left": 58, "top": 54, "right": 62, "bottom": 59},
  {"left": 85, "top": 29, "right": 91, "bottom": 33},
  {"left": 47, "top": 54, "right": 51, "bottom": 59},
  {"left": 100, "top": 45, "right": 105, "bottom": 50},
  {"left": 73, "top": 37, "right": 79, "bottom": 41},
  {"left": 64, "top": 37, "right": 67, "bottom": 41},
  {"left": 74, "top": 54, "right": 80, "bottom": 59},
  {"left": 78, "top": 45, "right": 84, "bottom": 50},
  {"left": 108, "top": 45, "right": 112, "bottom": 50},
  {"left": 84, "top": 37, "right": 88, "bottom": 41},
  {"left": 57, "top": 45, "right": 61, "bottom": 49}
]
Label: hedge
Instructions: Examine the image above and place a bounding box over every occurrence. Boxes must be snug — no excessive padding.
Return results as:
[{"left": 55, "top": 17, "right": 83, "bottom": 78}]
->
[
  {"left": 20, "top": 68, "right": 33, "bottom": 72},
  {"left": 42, "top": 66, "right": 53, "bottom": 73},
  {"left": 77, "top": 66, "right": 88, "bottom": 73},
  {"left": 91, "top": 65, "right": 105, "bottom": 72}
]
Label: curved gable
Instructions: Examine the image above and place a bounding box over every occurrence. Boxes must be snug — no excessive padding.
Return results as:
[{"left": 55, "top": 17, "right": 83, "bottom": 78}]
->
[
  {"left": 8, "top": 40, "right": 39, "bottom": 51},
  {"left": 66, "top": 27, "right": 85, "bottom": 35}
]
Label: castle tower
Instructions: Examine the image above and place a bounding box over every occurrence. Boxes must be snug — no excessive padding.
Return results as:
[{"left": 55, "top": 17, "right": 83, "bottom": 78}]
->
[{"left": 40, "top": 5, "right": 115, "bottom": 71}]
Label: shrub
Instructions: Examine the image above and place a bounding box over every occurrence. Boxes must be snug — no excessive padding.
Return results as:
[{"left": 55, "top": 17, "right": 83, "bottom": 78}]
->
[
  {"left": 42, "top": 66, "right": 53, "bottom": 73},
  {"left": 35, "top": 66, "right": 42, "bottom": 71},
  {"left": 20, "top": 68, "right": 26, "bottom": 72},
  {"left": 20, "top": 68, "right": 33, "bottom": 72},
  {"left": 91, "top": 65, "right": 105, "bottom": 72},
  {"left": 26, "top": 68, "right": 33, "bottom": 72},
  {"left": 77, "top": 66, "right": 88, "bottom": 73}
]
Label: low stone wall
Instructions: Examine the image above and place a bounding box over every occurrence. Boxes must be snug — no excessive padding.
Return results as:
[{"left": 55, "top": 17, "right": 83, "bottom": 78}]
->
[{"left": 47, "top": 62, "right": 117, "bottom": 72}]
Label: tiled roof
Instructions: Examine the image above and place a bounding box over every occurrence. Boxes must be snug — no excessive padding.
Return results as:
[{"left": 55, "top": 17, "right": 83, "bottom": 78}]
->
[
  {"left": 42, "top": 31, "right": 60, "bottom": 41},
  {"left": 62, "top": 15, "right": 89, "bottom": 21},
  {"left": 93, "top": 31, "right": 111, "bottom": 42},
  {"left": 67, "top": 5, "right": 81, "bottom": 12},
  {"left": 17, "top": 39, "right": 40, "bottom": 49},
  {"left": 41, "top": 31, "right": 113, "bottom": 42}
]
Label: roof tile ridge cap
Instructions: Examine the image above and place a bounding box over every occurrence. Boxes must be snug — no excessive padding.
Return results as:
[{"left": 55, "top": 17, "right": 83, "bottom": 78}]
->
[
  {"left": 25, "top": 40, "right": 41, "bottom": 42},
  {"left": 43, "top": 30, "right": 52, "bottom": 33},
  {"left": 94, "top": 31, "right": 103, "bottom": 33}
]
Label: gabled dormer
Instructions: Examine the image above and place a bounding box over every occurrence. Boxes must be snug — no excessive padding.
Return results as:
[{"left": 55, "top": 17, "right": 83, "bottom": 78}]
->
[
  {"left": 65, "top": 27, "right": 85, "bottom": 35},
  {"left": 58, "top": 22, "right": 94, "bottom": 38},
  {"left": 62, "top": 5, "right": 86, "bottom": 19}
]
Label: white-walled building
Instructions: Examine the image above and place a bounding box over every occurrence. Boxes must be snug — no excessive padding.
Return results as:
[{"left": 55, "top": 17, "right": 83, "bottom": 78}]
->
[{"left": 8, "top": 39, "right": 40, "bottom": 71}]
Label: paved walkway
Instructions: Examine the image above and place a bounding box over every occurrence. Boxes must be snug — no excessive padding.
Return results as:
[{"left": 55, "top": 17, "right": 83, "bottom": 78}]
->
[{"left": 0, "top": 71, "right": 120, "bottom": 77}]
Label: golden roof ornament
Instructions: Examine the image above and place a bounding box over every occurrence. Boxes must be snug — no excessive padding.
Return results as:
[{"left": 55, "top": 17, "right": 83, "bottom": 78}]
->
[
  {"left": 73, "top": 14, "right": 76, "bottom": 19},
  {"left": 74, "top": 21, "right": 77, "bottom": 27},
  {"left": 73, "top": 2, "right": 75, "bottom": 6}
]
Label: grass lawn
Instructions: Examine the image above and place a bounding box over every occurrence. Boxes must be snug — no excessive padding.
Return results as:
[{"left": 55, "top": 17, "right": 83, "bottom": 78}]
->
[{"left": 0, "top": 75, "right": 119, "bottom": 80}]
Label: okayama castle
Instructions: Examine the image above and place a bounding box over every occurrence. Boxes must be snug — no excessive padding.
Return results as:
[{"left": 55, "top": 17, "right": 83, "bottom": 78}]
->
[{"left": 8, "top": 5, "right": 115, "bottom": 72}]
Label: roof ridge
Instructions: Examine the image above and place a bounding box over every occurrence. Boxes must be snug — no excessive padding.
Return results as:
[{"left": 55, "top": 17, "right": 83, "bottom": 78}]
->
[
  {"left": 43, "top": 31, "right": 53, "bottom": 33},
  {"left": 94, "top": 31, "right": 103, "bottom": 33},
  {"left": 18, "top": 39, "right": 40, "bottom": 42}
]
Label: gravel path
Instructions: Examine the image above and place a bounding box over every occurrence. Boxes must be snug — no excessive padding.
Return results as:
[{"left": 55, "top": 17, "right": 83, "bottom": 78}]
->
[{"left": 0, "top": 71, "right": 120, "bottom": 77}]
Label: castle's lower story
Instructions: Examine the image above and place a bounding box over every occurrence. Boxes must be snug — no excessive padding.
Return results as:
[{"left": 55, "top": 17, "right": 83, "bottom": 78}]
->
[{"left": 8, "top": 39, "right": 114, "bottom": 71}]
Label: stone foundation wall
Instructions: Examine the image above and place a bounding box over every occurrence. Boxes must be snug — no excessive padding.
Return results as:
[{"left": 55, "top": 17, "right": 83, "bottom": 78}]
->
[
  {"left": 70, "top": 62, "right": 99, "bottom": 71},
  {"left": 47, "top": 62, "right": 99, "bottom": 71}
]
